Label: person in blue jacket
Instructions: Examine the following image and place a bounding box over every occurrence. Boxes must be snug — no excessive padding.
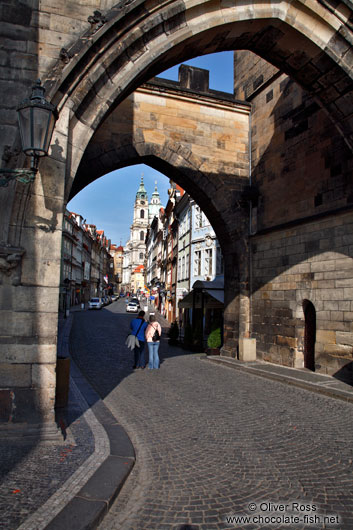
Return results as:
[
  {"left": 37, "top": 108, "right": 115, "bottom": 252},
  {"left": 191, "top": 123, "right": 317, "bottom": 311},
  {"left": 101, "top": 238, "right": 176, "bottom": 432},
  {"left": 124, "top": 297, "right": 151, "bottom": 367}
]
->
[{"left": 130, "top": 310, "right": 148, "bottom": 369}]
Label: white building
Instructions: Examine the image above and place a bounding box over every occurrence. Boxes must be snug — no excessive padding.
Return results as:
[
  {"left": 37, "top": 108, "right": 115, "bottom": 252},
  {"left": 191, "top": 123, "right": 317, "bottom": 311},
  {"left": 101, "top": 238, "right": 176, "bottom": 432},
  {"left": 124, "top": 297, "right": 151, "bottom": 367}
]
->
[{"left": 122, "top": 176, "right": 162, "bottom": 293}]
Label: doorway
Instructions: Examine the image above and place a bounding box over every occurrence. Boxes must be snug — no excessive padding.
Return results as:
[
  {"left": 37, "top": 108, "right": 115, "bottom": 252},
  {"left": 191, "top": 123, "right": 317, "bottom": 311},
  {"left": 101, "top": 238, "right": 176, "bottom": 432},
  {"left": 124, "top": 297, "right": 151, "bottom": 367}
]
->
[{"left": 303, "top": 300, "right": 316, "bottom": 371}]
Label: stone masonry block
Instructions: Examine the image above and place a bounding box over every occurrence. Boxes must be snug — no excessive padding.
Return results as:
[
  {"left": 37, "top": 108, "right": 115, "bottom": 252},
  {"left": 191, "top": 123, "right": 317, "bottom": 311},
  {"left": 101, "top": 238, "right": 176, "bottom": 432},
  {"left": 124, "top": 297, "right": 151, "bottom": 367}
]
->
[
  {"left": 310, "top": 260, "right": 336, "bottom": 273},
  {"left": 339, "top": 301, "right": 351, "bottom": 310},
  {"left": 316, "top": 329, "right": 336, "bottom": 343},
  {"left": 343, "top": 288, "right": 353, "bottom": 300},
  {"left": 336, "top": 332, "right": 353, "bottom": 346},
  {"left": 32, "top": 363, "right": 56, "bottom": 389},
  {"left": 21, "top": 257, "right": 62, "bottom": 288},
  {"left": 336, "top": 278, "right": 353, "bottom": 288},
  {"left": 0, "top": 363, "right": 31, "bottom": 387},
  {"left": 0, "top": 344, "right": 57, "bottom": 364},
  {"left": 323, "top": 343, "right": 353, "bottom": 356},
  {"left": 239, "top": 338, "right": 257, "bottom": 361},
  {"left": 0, "top": 311, "right": 33, "bottom": 337},
  {"left": 316, "top": 311, "right": 332, "bottom": 320},
  {"left": 316, "top": 288, "right": 344, "bottom": 300},
  {"left": 276, "top": 335, "right": 297, "bottom": 348},
  {"left": 13, "top": 286, "right": 59, "bottom": 313}
]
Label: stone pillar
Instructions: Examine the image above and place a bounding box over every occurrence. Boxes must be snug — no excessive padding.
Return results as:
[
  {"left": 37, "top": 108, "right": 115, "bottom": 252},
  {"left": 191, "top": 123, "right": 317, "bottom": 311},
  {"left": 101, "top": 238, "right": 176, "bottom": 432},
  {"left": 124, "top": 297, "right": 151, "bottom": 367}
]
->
[
  {"left": 221, "top": 237, "right": 253, "bottom": 359},
  {"left": 0, "top": 118, "right": 68, "bottom": 433},
  {"left": 221, "top": 249, "right": 240, "bottom": 358}
]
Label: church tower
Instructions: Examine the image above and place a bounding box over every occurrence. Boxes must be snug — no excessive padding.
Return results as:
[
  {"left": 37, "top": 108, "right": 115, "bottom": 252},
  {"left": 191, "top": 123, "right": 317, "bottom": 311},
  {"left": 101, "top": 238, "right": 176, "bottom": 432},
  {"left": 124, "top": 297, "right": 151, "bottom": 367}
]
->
[
  {"left": 130, "top": 175, "right": 149, "bottom": 268},
  {"left": 149, "top": 181, "right": 162, "bottom": 223}
]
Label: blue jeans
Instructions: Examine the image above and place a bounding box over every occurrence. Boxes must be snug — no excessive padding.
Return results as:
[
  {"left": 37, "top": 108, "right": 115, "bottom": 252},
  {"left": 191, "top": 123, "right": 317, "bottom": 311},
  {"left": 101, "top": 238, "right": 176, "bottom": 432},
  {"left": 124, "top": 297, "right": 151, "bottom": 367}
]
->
[
  {"left": 147, "top": 341, "right": 160, "bottom": 369},
  {"left": 134, "top": 341, "right": 145, "bottom": 368}
]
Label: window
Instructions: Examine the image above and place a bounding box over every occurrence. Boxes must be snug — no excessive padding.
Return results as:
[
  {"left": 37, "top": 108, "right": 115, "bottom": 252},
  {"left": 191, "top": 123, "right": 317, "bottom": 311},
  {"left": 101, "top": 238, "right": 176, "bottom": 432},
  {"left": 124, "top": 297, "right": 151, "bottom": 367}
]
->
[
  {"left": 140, "top": 252, "right": 144, "bottom": 260},
  {"left": 182, "top": 256, "right": 185, "bottom": 279},
  {"left": 140, "top": 231, "right": 144, "bottom": 241},
  {"left": 216, "top": 247, "right": 224, "bottom": 275},
  {"left": 194, "top": 250, "right": 201, "bottom": 276},
  {"left": 140, "top": 209, "right": 145, "bottom": 218},
  {"left": 195, "top": 206, "right": 202, "bottom": 228},
  {"left": 205, "top": 248, "right": 213, "bottom": 276}
]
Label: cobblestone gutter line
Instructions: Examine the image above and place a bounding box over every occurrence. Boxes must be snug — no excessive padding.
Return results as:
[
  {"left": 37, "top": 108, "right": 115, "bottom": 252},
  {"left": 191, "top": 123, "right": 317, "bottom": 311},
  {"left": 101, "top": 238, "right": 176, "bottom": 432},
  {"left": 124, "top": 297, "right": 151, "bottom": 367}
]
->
[
  {"left": 17, "top": 377, "right": 110, "bottom": 530},
  {"left": 205, "top": 356, "right": 353, "bottom": 403}
]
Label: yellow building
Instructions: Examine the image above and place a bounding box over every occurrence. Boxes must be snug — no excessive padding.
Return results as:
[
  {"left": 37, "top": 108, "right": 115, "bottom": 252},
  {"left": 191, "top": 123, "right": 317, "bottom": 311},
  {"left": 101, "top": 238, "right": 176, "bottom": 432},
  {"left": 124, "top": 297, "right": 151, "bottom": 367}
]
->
[{"left": 131, "top": 264, "right": 145, "bottom": 295}]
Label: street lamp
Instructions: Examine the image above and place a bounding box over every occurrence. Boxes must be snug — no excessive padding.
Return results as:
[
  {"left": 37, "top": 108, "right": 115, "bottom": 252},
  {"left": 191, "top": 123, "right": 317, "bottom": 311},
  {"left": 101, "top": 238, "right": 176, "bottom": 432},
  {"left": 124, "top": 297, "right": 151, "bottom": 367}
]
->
[{"left": 0, "top": 79, "right": 58, "bottom": 187}]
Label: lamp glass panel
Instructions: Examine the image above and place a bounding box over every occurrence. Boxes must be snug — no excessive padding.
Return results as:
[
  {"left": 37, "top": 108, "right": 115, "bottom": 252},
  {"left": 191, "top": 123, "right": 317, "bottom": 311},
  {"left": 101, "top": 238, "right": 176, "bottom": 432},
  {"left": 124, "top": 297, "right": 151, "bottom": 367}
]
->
[
  {"left": 17, "top": 107, "right": 33, "bottom": 155},
  {"left": 32, "top": 107, "right": 53, "bottom": 156}
]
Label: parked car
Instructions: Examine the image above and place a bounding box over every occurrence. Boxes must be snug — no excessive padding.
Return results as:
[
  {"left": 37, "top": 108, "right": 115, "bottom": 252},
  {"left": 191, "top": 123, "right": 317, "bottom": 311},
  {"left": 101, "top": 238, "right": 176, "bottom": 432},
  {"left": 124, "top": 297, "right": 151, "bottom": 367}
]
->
[
  {"left": 111, "top": 294, "right": 119, "bottom": 301},
  {"left": 130, "top": 297, "right": 140, "bottom": 307},
  {"left": 126, "top": 302, "right": 139, "bottom": 313},
  {"left": 88, "top": 297, "right": 103, "bottom": 310}
]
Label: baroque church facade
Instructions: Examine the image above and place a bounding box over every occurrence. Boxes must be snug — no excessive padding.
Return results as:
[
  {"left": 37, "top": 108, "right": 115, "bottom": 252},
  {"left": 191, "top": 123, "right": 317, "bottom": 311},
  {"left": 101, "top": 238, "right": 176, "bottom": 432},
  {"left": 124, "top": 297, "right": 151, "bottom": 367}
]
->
[{"left": 122, "top": 177, "right": 162, "bottom": 293}]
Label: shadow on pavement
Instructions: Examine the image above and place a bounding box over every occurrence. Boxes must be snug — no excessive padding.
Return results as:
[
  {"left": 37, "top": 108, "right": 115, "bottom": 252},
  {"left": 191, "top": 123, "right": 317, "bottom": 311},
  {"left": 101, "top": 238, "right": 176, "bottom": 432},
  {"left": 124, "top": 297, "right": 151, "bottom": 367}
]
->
[{"left": 63, "top": 301, "right": 193, "bottom": 428}]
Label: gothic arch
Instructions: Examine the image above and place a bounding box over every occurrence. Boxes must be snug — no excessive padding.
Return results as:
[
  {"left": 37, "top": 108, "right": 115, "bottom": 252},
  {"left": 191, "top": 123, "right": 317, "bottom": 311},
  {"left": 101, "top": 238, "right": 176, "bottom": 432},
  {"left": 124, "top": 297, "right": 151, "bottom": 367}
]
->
[
  {"left": 46, "top": 0, "right": 353, "bottom": 187},
  {"left": 73, "top": 137, "right": 236, "bottom": 252}
]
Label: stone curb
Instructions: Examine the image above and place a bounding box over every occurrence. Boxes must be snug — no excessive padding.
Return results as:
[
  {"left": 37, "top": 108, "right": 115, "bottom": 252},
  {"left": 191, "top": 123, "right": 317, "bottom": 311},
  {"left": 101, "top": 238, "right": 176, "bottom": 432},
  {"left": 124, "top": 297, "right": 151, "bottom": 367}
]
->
[
  {"left": 203, "top": 355, "right": 353, "bottom": 404},
  {"left": 46, "top": 313, "right": 136, "bottom": 530}
]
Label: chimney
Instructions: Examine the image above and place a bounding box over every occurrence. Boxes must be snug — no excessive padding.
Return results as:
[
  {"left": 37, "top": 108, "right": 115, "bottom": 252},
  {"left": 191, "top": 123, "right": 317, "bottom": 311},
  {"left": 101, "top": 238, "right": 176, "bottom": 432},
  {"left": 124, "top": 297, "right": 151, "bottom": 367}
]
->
[{"left": 178, "top": 64, "right": 209, "bottom": 92}]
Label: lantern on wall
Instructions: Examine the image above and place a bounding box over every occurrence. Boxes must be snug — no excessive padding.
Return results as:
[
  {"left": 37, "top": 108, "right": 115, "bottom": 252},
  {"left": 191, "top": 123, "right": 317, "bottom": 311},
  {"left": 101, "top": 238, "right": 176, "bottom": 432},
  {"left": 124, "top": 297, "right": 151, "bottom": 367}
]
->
[
  {"left": 17, "top": 79, "right": 58, "bottom": 170},
  {"left": 0, "top": 79, "right": 58, "bottom": 187}
]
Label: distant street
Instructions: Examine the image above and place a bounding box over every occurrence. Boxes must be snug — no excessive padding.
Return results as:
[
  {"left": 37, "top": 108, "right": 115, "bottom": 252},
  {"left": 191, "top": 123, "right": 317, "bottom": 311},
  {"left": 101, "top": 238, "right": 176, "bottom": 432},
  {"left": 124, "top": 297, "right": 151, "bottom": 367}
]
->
[{"left": 70, "top": 299, "right": 353, "bottom": 530}]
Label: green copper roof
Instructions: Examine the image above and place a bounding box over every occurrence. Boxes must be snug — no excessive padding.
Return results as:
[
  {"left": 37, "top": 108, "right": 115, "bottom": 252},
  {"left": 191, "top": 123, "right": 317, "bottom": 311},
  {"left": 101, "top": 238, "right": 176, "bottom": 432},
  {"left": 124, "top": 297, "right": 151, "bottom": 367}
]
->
[
  {"left": 151, "top": 180, "right": 160, "bottom": 198},
  {"left": 136, "top": 176, "right": 147, "bottom": 199}
]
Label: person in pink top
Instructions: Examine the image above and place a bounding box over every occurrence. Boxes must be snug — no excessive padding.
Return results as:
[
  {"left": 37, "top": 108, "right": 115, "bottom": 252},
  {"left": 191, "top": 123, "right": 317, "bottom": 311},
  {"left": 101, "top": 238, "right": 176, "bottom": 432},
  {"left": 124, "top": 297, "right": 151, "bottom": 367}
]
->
[{"left": 145, "top": 314, "right": 162, "bottom": 369}]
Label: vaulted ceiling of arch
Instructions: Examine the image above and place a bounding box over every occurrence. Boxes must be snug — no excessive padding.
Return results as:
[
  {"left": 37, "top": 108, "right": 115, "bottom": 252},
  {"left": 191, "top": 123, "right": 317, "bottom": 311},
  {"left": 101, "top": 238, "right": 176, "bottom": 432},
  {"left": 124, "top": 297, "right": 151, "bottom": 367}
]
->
[{"left": 46, "top": 0, "right": 353, "bottom": 163}]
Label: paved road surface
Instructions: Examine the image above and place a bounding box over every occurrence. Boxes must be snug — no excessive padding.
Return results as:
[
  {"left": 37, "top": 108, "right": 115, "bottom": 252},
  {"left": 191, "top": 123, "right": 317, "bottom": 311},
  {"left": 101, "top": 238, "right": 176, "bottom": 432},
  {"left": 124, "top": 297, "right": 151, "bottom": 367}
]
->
[{"left": 70, "top": 300, "right": 353, "bottom": 530}]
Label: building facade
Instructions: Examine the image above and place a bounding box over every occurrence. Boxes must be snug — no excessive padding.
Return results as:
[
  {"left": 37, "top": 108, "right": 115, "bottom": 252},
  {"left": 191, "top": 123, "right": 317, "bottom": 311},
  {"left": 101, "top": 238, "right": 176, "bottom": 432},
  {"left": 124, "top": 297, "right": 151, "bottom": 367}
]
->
[
  {"left": 59, "top": 211, "right": 115, "bottom": 311},
  {"left": 110, "top": 244, "right": 124, "bottom": 293}
]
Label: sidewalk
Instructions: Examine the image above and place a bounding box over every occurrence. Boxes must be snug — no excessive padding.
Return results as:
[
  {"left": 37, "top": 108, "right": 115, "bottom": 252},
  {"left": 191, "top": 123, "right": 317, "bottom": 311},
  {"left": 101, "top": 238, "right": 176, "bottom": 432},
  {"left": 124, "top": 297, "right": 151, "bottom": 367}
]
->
[
  {"left": 0, "top": 305, "right": 135, "bottom": 530},
  {"left": 203, "top": 354, "right": 353, "bottom": 404}
]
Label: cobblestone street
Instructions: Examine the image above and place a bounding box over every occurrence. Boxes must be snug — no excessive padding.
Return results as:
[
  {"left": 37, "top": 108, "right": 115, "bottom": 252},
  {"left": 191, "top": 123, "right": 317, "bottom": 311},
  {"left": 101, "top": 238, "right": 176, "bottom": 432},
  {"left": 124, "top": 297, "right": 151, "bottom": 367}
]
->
[{"left": 70, "top": 301, "right": 353, "bottom": 530}]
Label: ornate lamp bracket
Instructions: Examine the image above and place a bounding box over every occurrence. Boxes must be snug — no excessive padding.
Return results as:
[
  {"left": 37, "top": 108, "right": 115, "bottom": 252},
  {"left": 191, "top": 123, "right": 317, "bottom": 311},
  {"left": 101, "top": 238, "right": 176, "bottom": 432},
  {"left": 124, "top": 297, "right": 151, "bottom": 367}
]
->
[{"left": 0, "top": 168, "right": 37, "bottom": 187}]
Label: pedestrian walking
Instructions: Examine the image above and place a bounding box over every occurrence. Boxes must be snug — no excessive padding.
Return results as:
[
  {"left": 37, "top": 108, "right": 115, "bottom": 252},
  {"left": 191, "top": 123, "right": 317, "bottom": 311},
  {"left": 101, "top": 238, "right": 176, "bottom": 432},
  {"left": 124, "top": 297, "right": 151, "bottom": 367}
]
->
[
  {"left": 130, "top": 310, "right": 148, "bottom": 369},
  {"left": 145, "top": 314, "right": 162, "bottom": 369}
]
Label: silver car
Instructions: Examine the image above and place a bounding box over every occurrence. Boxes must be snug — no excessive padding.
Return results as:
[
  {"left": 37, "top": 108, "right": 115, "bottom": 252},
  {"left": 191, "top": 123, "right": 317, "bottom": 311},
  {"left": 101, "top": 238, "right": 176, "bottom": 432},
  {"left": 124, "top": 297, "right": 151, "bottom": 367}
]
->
[{"left": 88, "top": 297, "right": 103, "bottom": 310}]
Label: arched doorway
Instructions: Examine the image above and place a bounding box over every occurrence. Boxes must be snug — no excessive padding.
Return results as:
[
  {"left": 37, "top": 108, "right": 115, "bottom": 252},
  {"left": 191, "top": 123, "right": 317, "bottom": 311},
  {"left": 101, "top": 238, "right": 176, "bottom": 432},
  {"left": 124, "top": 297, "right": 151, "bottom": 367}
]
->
[{"left": 303, "top": 300, "right": 316, "bottom": 371}]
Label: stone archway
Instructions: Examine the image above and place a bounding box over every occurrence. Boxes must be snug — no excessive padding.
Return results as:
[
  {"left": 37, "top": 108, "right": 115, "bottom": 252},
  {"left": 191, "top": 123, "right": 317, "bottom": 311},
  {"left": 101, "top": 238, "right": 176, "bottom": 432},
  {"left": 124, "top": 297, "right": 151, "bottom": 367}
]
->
[{"left": 1, "top": 0, "right": 353, "bottom": 426}]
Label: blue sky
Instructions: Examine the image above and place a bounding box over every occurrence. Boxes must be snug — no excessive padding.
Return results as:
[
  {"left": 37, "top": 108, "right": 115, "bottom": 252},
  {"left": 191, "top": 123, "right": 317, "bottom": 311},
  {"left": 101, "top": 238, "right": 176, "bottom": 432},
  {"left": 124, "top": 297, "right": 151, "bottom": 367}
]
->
[{"left": 68, "top": 51, "right": 234, "bottom": 245}]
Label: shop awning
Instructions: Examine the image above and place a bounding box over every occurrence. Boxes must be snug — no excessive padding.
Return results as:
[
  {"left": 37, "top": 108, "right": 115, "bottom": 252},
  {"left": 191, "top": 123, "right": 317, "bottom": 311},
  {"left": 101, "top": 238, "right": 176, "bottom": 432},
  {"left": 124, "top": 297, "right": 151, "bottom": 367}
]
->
[{"left": 178, "top": 278, "right": 224, "bottom": 309}]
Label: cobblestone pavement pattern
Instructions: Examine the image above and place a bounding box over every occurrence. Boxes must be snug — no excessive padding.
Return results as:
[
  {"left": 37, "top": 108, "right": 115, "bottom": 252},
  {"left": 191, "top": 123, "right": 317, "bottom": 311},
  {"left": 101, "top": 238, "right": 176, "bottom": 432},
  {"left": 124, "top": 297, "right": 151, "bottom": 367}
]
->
[
  {"left": 70, "top": 300, "right": 353, "bottom": 530},
  {"left": 0, "top": 317, "right": 95, "bottom": 530}
]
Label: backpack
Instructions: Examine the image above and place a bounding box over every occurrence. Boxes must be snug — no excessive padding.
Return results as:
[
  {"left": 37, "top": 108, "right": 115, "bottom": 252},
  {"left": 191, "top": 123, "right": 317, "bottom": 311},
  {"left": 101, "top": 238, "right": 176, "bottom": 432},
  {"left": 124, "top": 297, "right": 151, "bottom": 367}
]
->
[{"left": 152, "top": 325, "right": 160, "bottom": 342}]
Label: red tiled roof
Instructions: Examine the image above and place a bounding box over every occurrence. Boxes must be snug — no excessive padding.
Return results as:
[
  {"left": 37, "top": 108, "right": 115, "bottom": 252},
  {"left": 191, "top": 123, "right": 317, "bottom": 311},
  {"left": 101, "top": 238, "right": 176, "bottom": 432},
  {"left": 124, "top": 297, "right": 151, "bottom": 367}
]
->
[{"left": 176, "top": 184, "right": 184, "bottom": 196}]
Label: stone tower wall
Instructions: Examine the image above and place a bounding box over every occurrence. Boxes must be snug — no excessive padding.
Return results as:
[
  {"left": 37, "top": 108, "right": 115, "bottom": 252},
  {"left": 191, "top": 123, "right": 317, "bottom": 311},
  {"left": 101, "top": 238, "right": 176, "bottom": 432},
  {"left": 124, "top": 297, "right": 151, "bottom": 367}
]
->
[{"left": 234, "top": 51, "right": 353, "bottom": 376}]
